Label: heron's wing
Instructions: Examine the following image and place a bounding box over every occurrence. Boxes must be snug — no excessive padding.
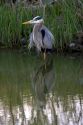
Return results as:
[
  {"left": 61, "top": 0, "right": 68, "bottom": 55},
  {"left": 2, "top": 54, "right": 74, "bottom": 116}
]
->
[
  {"left": 28, "top": 32, "right": 34, "bottom": 49},
  {"left": 41, "top": 26, "right": 54, "bottom": 49}
]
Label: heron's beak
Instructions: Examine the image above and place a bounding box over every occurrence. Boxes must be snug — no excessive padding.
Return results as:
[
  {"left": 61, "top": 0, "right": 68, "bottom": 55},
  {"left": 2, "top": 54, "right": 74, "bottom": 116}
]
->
[{"left": 22, "top": 20, "right": 33, "bottom": 25}]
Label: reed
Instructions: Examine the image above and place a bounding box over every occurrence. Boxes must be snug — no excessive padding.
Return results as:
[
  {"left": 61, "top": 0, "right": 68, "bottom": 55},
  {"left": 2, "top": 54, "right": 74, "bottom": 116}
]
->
[{"left": 0, "top": 0, "right": 82, "bottom": 49}]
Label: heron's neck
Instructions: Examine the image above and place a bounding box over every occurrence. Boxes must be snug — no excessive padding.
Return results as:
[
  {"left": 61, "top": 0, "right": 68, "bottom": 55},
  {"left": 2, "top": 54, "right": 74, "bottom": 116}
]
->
[{"left": 33, "top": 23, "right": 42, "bottom": 33}]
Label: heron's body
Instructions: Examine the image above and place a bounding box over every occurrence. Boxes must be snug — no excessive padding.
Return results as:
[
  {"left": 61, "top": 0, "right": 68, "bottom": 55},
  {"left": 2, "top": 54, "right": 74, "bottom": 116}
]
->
[
  {"left": 23, "top": 16, "right": 54, "bottom": 57},
  {"left": 29, "top": 24, "right": 54, "bottom": 52}
]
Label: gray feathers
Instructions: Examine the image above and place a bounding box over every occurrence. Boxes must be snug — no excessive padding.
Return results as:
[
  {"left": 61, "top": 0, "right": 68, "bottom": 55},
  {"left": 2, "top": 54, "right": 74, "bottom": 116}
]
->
[{"left": 28, "top": 25, "right": 54, "bottom": 51}]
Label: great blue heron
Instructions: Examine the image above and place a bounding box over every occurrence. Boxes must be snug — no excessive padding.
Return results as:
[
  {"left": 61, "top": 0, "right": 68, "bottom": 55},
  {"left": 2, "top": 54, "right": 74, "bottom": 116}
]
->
[{"left": 22, "top": 16, "right": 54, "bottom": 59}]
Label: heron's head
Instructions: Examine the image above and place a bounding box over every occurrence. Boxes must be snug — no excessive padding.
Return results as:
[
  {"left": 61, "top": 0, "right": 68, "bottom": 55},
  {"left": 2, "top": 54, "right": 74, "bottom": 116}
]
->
[{"left": 22, "top": 16, "right": 44, "bottom": 25}]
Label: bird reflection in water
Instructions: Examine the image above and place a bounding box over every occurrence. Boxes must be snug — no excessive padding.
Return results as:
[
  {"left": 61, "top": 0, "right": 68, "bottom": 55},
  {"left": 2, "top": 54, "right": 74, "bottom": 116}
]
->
[{"left": 30, "top": 56, "right": 57, "bottom": 125}]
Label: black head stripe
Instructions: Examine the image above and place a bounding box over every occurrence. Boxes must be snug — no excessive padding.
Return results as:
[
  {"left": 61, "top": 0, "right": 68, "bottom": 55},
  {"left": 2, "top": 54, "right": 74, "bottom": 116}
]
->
[{"left": 34, "top": 16, "right": 42, "bottom": 21}]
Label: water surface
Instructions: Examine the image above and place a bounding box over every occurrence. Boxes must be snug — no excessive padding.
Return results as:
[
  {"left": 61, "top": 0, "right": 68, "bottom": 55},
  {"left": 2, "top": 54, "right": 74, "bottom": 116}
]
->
[{"left": 0, "top": 50, "right": 83, "bottom": 125}]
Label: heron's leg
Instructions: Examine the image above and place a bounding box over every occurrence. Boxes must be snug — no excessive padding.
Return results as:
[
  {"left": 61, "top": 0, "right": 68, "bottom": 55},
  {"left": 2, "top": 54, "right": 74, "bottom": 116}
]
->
[
  {"left": 44, "top": 49, "right": 46, "bottom": 60},
  {"left": 44, "top": 52, "right": 46, "bottom": 60},
  {"left": 44, "top": 49, "right": 47, "bottom": 70}
]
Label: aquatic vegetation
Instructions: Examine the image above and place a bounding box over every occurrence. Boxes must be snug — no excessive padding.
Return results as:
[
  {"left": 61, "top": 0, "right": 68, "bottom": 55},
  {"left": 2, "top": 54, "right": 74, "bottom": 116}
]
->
[{"left": 0, "top": 0, "right": 83, "bottom": 49}]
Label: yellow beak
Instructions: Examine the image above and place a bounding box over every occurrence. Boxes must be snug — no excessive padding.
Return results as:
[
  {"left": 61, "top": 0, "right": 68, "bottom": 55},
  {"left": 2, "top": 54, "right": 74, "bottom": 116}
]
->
[{"left": 22, "top": 20, "right": 32, "bottom": 25}]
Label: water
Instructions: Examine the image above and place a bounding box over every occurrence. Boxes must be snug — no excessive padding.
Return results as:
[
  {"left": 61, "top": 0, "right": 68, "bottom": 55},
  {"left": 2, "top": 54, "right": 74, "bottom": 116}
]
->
[{"left": 0, "top": 50, "right": 83, "bottom": 125}]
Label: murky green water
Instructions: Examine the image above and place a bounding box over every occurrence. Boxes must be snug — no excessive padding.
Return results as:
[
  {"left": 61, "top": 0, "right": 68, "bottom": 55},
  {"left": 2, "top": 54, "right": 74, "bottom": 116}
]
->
[{"left": 0, "top": 50, "right": 83, "bottom": 125}]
